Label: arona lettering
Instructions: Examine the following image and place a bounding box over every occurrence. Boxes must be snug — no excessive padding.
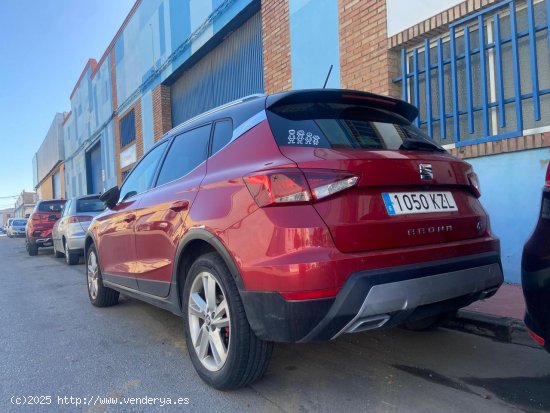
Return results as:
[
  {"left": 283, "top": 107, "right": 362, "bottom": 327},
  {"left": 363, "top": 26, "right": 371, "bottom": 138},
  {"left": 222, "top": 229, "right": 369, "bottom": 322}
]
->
[{"left": 408, "top": 225, "right": 453, "bottom": 236}]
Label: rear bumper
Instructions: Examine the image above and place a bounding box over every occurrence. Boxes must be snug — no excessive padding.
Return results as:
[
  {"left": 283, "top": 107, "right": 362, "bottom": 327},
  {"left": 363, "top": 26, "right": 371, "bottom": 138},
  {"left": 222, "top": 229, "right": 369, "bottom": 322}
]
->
[
  {"left": 66, "top": 235, "right": 86, "bottom": 251},
  {"left": 241, "top": 252, "right": 503, "bottom": 342},
  {"left": 35, "top": 238, "right": 53, "bottom": 247}
]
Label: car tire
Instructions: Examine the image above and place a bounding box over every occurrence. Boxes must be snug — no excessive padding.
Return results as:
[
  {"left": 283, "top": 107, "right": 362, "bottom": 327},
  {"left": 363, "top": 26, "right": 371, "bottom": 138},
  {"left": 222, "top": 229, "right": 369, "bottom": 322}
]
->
[
  {"left": 403, "top": 311, "right": 456, "bottom": 331},
  {"left": 182, "top": 252, "right": 273, "bottom": 390},
  {"left": 86, "top": 244, "right": 119, "bottom": 307},
  {"left": 64, "top": 242, "right": 79, "bottom": 265},
  {"left": 27, "top": 239, "right": 38, "bottom": 256}
]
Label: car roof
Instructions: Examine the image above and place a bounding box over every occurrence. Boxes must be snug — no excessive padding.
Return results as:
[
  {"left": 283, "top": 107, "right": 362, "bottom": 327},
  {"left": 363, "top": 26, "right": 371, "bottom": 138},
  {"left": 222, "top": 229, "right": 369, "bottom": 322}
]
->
[{"left": 70, "top": 194, "right": 101, "bottom": 201}]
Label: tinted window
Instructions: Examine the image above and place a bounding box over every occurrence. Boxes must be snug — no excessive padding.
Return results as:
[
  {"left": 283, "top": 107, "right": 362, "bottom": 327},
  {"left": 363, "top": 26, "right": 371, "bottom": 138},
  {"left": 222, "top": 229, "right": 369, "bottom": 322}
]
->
[
  {"left": 156, "top": 124, "right": 211, "bottom": 186},
  {"left": 267, "top": 103, "right": 443, "bottom": 151},
  {"left": 119, "top": 141, "right": 168, "bottom": 201},
  {"left": 38, "top": 200, "right": 66, "bottom": 212},
  {"left": 211, "top": 120, "right": 233, "bottom": 155},
  {"left": 77, "top": 198, "right": 105, "bottom": 213}
]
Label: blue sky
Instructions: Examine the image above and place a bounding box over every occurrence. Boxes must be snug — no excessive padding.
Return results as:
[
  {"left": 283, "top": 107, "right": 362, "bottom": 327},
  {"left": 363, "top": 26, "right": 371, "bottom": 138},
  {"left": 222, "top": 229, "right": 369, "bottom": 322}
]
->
[{"left": 0, "top": 0, "right": 134, "bottom": 209}]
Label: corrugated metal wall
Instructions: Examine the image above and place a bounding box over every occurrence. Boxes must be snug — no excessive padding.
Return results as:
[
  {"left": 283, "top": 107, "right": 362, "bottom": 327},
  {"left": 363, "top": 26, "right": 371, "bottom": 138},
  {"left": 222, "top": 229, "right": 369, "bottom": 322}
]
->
[
  {"left": 36, "top": 113, "right": 65, "bottom": 183},
  {"left": 171, "top": 12, "right": 263, "bottom": 126}
]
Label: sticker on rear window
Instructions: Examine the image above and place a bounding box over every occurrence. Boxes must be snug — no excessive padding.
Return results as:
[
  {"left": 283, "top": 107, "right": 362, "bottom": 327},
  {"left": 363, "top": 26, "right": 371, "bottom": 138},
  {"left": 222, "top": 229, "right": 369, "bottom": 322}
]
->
[{"left": 288, "top": 129, "right": 320, "bottom": 146}]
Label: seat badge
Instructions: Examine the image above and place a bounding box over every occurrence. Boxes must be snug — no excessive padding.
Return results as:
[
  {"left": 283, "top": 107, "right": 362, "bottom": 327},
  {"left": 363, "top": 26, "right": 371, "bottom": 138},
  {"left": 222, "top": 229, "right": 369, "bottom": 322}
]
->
[{"left": 419, "top": 164, "right": 433, "bottom": 180}]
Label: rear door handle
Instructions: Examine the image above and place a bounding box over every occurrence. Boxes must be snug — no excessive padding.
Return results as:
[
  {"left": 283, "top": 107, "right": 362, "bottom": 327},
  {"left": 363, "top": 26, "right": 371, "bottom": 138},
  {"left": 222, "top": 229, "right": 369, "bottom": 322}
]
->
[
  {"left": 169, "top": 200, "right": 190, "bottom": 212},
  {"left": 123, "top": 213, "right": 136, "bottom": 223}
]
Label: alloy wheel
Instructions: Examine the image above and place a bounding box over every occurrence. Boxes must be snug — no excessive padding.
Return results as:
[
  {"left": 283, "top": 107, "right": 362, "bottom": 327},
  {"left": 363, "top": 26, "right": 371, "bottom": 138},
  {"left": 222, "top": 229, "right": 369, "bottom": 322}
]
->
[
  {"left": 188, "top": 271, "right": 231, "bottom": 372},
  {"left": 87, "top": 250, "right": 99, "bottom": 300}
]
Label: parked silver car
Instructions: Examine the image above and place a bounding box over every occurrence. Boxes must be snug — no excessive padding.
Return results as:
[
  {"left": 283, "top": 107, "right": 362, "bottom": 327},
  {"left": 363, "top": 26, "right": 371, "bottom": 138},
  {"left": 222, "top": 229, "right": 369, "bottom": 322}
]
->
[
  {"left": 7, "top": 218, "right": 27, "bottom": 238},
  {"left": 52, "top": 195, "right": 105, "bottom": 265}
]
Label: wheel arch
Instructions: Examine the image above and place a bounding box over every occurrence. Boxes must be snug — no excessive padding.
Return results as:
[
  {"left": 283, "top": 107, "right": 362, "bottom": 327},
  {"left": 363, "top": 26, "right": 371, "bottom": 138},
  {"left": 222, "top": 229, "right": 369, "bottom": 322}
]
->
[
  {"left": 84, "top": 233, "right": 97, "bottom": 260},
  {"left": 173, "top": 229, "right": 245, "bottom": 312}
]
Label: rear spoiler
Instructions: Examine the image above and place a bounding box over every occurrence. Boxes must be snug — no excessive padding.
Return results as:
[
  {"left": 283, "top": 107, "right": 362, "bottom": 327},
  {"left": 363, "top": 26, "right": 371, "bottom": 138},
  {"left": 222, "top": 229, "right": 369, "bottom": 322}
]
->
[{"left": 265, "top": 89, "right": 419, "bottom": 122}]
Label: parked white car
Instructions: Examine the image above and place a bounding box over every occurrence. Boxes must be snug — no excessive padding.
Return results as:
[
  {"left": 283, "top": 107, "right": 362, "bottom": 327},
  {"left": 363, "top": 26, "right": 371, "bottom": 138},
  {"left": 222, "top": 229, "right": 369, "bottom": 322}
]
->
[
  {"left": 7, "top": 218, "right": 27, "bottom": 238},
  {"left": 52, "top": 195, "right": 105, "bottom": 265}
]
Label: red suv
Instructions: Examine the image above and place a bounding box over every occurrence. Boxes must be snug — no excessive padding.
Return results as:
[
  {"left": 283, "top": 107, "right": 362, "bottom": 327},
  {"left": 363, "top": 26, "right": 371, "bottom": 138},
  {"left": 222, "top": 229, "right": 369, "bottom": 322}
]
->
[
  {"left": 26, "top": 199, "right": 66, "bottom": 256},
  {"left": 86, "top": 90, "right": 503, "bottom": 389}
]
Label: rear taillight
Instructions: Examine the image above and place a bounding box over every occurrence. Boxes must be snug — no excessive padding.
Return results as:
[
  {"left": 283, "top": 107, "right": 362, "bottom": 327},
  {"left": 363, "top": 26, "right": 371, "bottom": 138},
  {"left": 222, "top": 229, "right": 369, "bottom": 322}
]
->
[
  {"left": 243, "top": 169, "right": 359, "bottom": 207},
  {"left": 545, "top": 162, "right": 550, "bottom": 187},
  {"left": 528, "top": 328, "right": 545, "bottom": 346},
  {"left": 67, "top": 215, "right": 93, "bottom": 224},
  {"left": 467, "top": 171, "right": 481, "bottom": 198}
]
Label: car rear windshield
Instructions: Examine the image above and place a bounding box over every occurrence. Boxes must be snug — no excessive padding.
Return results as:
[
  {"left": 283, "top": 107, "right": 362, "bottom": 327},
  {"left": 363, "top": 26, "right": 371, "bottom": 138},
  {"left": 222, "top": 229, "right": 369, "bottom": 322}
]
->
[
  {"left": 267, "top": 102, "right": 443, "bottom": 152},
  {"left": 12, "top": 219, "right": 26, "bottom": 226},
  {"left": 38, "top": 201, "right": 66, "bottom": 212},
  {"left": 76, "top": 198, "right": 105, "bottom": 213}
]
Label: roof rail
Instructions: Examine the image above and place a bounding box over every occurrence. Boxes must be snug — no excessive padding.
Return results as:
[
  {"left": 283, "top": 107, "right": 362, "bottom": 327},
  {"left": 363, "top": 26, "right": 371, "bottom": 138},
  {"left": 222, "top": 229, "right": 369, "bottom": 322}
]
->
[{"left": 168, "top": 94, "right": 266, "bottom": 136}]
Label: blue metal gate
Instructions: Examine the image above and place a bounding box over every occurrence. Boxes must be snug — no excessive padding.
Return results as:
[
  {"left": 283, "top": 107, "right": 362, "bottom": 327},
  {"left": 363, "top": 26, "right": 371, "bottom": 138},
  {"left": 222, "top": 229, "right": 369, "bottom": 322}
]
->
[{"left": 170, "top": 12, "right": 264, "bottom": 126}]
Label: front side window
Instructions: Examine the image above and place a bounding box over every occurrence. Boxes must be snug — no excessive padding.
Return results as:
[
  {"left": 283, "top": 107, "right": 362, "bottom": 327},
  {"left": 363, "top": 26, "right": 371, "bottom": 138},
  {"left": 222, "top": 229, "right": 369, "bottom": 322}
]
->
[
  {"left": 156, "top": 124, "right": 211, "bottom": 187},
  {"left": 119, "top": 141, "right": 168, "bottom": 202}
]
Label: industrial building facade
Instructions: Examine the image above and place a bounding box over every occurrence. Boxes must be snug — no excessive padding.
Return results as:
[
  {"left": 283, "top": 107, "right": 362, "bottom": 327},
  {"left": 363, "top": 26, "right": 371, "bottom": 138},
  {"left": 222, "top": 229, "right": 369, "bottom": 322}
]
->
[{"left": 34, "top": 0, "right": 550, "bottom": 284}]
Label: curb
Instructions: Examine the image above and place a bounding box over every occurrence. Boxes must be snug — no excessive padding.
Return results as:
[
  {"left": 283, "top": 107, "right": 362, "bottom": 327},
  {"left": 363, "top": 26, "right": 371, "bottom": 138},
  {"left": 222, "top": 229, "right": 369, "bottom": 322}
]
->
[{"left": 443, "top": 310, "right": 536, "bottom": 348}]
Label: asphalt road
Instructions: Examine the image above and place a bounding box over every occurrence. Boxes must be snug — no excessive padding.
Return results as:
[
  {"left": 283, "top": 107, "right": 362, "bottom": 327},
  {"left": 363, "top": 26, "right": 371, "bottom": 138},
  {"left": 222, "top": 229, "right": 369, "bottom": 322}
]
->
[{"left": 1, "top": 235, "right": 549, "bottom": 413}]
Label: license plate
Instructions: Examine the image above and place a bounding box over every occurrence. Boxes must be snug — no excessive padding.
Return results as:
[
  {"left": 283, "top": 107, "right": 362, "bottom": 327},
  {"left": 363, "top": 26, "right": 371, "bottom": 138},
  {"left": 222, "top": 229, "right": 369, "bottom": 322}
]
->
[{"left": 382, "top": 192, "right": 458, "bottom": 215}]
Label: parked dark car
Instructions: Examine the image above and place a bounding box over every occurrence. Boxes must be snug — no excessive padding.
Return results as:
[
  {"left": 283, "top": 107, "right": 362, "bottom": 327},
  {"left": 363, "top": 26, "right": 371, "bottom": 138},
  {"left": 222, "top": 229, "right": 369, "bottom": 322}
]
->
[
  {"left": 26, "top": 199, "right": 67, "bottom": 256},
  {"left": 84, "top": 90, "right": 503, "bottom": 389},
  {"left": 522, "top": 162, "right": 550, "bottom": 352},
  {"left": 53, "top": 195, "right": 105, "bottom": 265}
]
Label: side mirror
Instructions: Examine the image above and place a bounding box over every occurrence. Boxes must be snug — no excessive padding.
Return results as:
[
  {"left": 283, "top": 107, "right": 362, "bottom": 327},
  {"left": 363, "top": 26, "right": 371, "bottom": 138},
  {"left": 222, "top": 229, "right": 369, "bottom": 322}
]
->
[{"left": 100, "top": 186, "right": 120, "bottom": 210}]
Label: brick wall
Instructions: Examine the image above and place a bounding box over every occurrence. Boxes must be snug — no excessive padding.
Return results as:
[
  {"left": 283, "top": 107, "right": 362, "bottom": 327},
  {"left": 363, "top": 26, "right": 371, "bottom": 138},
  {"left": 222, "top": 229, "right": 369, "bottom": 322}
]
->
[
  {"left": 449, "top": 132, "right": 550, "bottom": 159},
  {"left": 262, "top": 0, "right": 292, "bottom": 94},
  {"left": 152, "top": 84, "right": 172, "bottom": 141},
  {"left": 118, "top": 99, "right": 143, "bottom": 181},
  {"left": 338, "top": 0, "right": 399, "bottom": 97}
]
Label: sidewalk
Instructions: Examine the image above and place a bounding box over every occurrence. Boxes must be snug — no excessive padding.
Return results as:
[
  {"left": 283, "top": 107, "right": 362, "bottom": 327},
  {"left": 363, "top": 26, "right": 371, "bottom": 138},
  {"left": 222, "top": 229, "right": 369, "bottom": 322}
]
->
[
  {"left": 463, "top": 283, "right": 525, "bottom": 320},
  {"left": 443, "top": 283, "right": 534, "bottom": 347}
]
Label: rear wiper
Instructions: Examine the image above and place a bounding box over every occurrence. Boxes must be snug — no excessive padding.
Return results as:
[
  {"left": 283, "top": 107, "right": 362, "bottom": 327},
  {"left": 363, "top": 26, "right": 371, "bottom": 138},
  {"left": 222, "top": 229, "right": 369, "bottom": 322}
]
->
[{"left": 399, "top": 138, "right": 445, "bottom": 152}]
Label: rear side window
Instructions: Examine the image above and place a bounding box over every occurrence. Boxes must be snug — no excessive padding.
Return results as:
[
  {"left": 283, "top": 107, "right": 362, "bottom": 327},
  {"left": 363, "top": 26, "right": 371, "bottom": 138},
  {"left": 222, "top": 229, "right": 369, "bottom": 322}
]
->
[
  {"left": 156, "top": 124, "right": 211, "bottom": 186},
  {"left": 77, "top": 198, "right": 105, "bottom": 213},
  {"left": 38, "top": 201, "right": 66, "bottom": 212},
  {"left": 267, "top": 102, "right": 440, "bottom": 151},
  {"left": 211, "top": 120, "right": 233, "bottom": 155}
]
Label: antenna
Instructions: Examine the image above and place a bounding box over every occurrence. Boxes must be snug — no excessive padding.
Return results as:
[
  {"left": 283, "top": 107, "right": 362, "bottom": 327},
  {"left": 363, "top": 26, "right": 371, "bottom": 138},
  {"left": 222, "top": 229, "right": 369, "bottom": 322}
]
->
[{"left": 323, "top": 65, "right": 333, "bottom": 89}]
